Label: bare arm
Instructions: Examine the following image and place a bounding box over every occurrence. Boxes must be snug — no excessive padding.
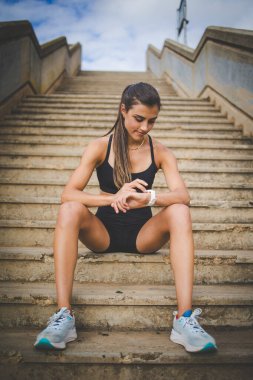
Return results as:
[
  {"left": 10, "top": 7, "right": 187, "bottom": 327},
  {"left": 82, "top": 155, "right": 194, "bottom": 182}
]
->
[
  {"left": 61, "top": 138, "right": 114, "bottom": 207},
  {"left": 111, "top": 142, "right": 190, "bottom": 212},
  {"left": 154, "top": 143, "right": 190, "bottom": 206}
]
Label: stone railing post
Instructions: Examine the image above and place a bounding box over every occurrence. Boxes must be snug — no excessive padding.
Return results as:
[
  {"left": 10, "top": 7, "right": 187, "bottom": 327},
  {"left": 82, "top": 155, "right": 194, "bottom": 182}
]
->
[{"left": 0, "top": 20, "right": 82, "bottom": 118}]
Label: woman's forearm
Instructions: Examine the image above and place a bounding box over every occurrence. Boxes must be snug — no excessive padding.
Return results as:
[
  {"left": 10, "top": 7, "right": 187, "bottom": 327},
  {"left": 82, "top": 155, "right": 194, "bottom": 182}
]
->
[
  {"left": 125, "top": 189, "right": 190, "bottom": 210},
  {"left": 61, "top": 189, "right": 114, "bottom": 207},
  {"left": 61, "top": 188, "right": 190, "bottom": 209},
  {"left": 155, "top": 189, "right": 190, "bottom": 207}
]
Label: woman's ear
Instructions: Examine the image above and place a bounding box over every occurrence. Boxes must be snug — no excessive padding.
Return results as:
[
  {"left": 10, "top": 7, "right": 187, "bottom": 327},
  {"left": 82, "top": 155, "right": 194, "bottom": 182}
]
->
[{"left": 120, "top": 103, "right": 126, "bottom": 118}]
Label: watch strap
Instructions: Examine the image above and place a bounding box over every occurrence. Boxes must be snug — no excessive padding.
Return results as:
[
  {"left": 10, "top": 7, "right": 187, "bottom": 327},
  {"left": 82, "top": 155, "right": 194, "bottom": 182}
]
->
[{"left": 147, "top": 189, "right": 156, "bottom": 206}]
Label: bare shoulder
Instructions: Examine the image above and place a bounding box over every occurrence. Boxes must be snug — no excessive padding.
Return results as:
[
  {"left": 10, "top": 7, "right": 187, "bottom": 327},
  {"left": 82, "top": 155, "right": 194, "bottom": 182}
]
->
[
  {"left": 151, "top": 137, "right": 176, "bottom": 169},
  {"left": 81, "top": 134, "right": 111, "bottom": 167}
]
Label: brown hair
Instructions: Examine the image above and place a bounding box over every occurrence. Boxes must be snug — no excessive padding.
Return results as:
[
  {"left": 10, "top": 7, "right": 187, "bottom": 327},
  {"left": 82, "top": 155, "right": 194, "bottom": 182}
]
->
[{"left": 105, "top": 82, "right": 161, "bottom": 189}]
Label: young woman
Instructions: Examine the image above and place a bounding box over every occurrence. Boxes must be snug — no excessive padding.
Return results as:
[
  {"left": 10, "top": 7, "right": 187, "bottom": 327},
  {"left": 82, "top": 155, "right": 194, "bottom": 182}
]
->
[{"left": 34, "top": 82, "right": 217, "bottom": 353}]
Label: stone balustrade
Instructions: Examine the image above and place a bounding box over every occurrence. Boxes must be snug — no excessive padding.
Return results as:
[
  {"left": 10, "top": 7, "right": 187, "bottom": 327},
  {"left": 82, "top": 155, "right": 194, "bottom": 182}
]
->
[
  {"left": 0, "top": 20, "right": 82, "bottom": 118},
  {"left": 146, "top": 26, "right": 253, "bottom": 136}
]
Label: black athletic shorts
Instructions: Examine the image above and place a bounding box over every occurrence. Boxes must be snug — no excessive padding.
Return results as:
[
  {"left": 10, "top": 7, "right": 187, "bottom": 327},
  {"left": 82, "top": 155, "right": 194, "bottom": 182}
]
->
[{"left": 94, "top": 206, "right": 152, "bottom": 253}]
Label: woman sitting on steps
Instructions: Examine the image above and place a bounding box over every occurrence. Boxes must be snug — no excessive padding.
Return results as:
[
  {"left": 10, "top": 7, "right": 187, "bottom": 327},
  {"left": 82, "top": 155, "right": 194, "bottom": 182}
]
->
[{"left": 34, "top": 82, "right": 217, "bottom": 353}]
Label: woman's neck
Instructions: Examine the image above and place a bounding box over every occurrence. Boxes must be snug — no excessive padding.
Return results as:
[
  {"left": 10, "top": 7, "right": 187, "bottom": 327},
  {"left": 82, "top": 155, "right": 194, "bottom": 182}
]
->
[{"left": 128, "top": 135, "right": 147, "bottom": 151}]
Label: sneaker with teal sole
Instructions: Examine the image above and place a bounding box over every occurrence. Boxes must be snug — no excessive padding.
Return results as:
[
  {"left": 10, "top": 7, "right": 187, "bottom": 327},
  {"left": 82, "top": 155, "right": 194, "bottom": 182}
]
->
[
  {"left": 170, "top": 308, "right": 218, "bottom": 353},
  {"left": 34, "top": 307, "right": 77, "bottom": 350}
]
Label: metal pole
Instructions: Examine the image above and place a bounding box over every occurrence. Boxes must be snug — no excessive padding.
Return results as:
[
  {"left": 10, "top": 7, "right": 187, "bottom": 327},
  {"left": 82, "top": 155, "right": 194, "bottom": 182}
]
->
[
  {"left": 184, "top": 20, "right": 187, "bottom": 45},
  {"left": 176, "top": 9, "right": 179, "bottom": 41},
  {"left": 184, "top": 0, "right": 187, "bottom": 45}
]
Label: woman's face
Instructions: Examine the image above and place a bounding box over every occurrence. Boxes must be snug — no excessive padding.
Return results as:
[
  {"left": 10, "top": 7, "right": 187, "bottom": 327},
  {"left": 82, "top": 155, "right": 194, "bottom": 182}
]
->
[{"left": 121, "top": 102, "right": 159, "bottom": 144}]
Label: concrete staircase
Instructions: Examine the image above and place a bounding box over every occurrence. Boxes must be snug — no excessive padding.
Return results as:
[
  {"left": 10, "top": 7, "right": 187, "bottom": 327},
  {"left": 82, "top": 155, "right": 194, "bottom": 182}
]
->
[{"left": 0, "top": 70, "right": 253, "bottom": 379}]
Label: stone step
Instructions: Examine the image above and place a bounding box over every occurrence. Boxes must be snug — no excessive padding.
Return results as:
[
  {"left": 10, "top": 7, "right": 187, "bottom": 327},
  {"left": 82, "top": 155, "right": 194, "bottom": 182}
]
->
[
  {"left": 55, "top": 87, "right": 176, "bottom": 95},
  {"left": 57, "top": 86, "right": 173, "bottom": 93},
  {"left": 62, "top": 79, "right": 173, "bottom": 86},
  {"left": 59, "top": 85, "right": 172, "bottom": 91},
  {"left": 2, "top": 136, "right": 250, "bottom": 152},
  {"left": 19, "top": 99, "right": 219, "bottom": 111},
  {"left": 13, "top": 107, "right": 225, "bottom": 118},
  {"left": 0, "top": 142, "right": 252, "bottom": 156},
  {"left": 4, "top": 113, "right": 231, "bottom": 124},
  {"left": 0, "top": 118, "right": 237, "bottom": 131},
  {"left": 0, "top": 198, "right": 252, "bottom": 224},
  {"left": 78, "top": 69, "right": 158, "bottom": 76},
  {"left": 69, "top": 78, "right": 164, "bottom": 84},
  {"left": 79, "top": 69, "right": 157, "bottom": 75},
  {"left": 0, "top": 167, "right": 252, "bottom": 187},
  {"left": 56, "top": 83, "right": 174, "bottom": 90},
  {"left": 1, "top": 155, "right": 252, "bottom": 170},
  {"left": 57, "top": 78, "right": 166, "bottom": 83},
  {"left": 0, "top": 124, "right": 243, "bottom": 139},
  {"left": 56, "top": 83, "right": 174, "bottom": 88},
  {"left": 58, "top": 77, "right": 169, "bottom": 82},
  {"left": 77, "top": 69, "right": 155, "bottom": 75},
  {"left": 0, "top": 282, "right": 252, "bottom": 328},
  {"left": 58, "top": 77, "right": 172, "bottom": 84},
  {"left": 0, "top": 182, "right": 252, "bottom": 201},
  {"left": 57, "top": 80, "right": 172, "bottom": 85},
  {"left": 0, "top": 128, "right": 245, "bottom": 144},
  {"left": 1, "top": 327, "right": 252, "bottom": 380},
  {"left": 0, "top": 247, "right": 252, "bottom": 285},
  {"left": 0, "top": 168, "right": 248, "bottom": 189},
  {"left": 57, "top": 75, "right": 170, "bottom": 81},
  {"left": 0, "top": 220, "right": 252, "bottom": 249},
  {"left": 2, "top": 142, "right": 251, "bottom": 159},
  {"left": 21, "top": 97, "right": 213, "bottom": 108}
]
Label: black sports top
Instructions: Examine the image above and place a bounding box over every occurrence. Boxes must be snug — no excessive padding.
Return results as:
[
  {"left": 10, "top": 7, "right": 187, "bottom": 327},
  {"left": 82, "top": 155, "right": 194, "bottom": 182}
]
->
[{"left": 96, "top": 134, "right": 158, "bottom": 194}]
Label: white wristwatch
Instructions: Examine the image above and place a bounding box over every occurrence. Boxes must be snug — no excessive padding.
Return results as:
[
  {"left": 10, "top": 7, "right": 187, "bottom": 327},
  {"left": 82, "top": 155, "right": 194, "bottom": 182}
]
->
[{"left": 147, "top": 189, "right": 157, "bottom": 206}]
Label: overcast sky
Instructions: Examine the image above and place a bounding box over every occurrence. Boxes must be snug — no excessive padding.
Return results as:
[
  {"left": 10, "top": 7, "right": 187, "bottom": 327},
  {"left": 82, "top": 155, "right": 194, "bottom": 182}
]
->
[{"left": 1, "top": 0, "right": 252, "bottom": 71}]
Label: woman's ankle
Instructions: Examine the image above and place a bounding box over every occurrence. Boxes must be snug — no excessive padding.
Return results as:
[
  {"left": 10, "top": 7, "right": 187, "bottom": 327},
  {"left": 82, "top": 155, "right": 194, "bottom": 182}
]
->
[
  {"left": 57, "top": 304, "right": 73, "bottom": 315},
  {"left": 177, "top": 308, "right": 192, "bottom": 319}
]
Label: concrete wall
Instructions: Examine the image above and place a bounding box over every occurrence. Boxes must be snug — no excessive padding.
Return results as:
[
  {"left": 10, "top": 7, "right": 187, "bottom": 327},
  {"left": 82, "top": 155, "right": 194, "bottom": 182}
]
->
[
  {"left": 146, "top": 26, "right": 253, "bottom": 136},
  {"left": 0, "top": 20, "right": 82, "bottom": 118}
]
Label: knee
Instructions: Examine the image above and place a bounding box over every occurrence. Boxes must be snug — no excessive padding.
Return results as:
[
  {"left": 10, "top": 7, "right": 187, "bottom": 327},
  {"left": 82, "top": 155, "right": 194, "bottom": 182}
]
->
[
  {"left": 57, "top": 201, "right": 89, "bottom": 228},
  {"left": 163, "top": 204, "right": 192, "bottom": 230}
]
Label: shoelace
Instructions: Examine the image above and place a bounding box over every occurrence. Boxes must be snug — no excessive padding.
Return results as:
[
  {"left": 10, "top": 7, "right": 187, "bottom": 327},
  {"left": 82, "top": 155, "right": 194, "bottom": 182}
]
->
[
  {"left": 173, "top": 308, "right": 206, "bottom": 334},
  {"left": 47, "top": 309, "right": 69, "bottom": 330}
]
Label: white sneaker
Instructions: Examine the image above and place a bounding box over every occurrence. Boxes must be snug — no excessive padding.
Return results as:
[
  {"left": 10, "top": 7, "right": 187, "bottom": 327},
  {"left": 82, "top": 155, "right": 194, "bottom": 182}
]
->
[
  {"left": 34, "top": 307, "right": 77, "bottom": 350},
  {"left": 170, "top": 308, "right": 218, "bottom": 352}
]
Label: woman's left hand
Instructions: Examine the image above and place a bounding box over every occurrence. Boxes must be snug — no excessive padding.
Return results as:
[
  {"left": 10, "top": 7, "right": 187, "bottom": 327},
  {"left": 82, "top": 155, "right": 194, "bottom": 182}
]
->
[{"left": 111, "top": 191, "right": 150, "bottom": 213}]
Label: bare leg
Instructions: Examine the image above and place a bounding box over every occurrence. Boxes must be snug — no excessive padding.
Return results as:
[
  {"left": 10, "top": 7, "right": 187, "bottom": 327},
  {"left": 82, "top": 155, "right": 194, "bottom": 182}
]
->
[
  {"left": 136, "top": 204, "right": 194, "bottom": 317},
  {"left": 53, "top": 201, "right": 110, "bottom": 311}
]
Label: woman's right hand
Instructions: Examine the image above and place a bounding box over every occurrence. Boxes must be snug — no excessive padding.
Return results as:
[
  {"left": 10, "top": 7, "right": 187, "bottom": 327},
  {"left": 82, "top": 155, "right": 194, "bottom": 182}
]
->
[{"left": 111, "top": 179, "right": 148, "bottom": 213}]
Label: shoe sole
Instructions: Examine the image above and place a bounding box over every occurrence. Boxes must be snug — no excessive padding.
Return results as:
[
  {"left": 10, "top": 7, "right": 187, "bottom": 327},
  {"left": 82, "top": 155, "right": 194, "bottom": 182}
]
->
[
  {"left": 34, "top": 329, "right": 77, "bottom": 350},
  {"left": 170, "top": 328, "right": 217, "bottom": 353}
]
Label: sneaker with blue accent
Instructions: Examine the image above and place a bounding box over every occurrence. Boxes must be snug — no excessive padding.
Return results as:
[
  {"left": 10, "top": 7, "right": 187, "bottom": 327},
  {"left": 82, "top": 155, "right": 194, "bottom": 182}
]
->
[
  {"left": 34, "top": 307, "right": 77, "bottom": 350},
  {"left": 170, "top": 308, "right": 218, "bottom": 353}
]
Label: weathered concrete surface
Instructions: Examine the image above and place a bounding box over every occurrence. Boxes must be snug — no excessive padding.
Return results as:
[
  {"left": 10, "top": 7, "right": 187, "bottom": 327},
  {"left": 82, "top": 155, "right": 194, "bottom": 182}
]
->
[
  {"left": 0, "top": 21, "right": 81, "bottom": 118},
  {"left": 0, "top": 248, "right": 252, "bottom": 284},
  {"left": 0, "top": 282, "right": 252, "bottom": 329},
  {"left": 0, "top": 166, "right": 252, "bottom": 186},
  {"left": 1, "top": 155, "right": 253, "bottom": 170},
  {"left": 0, "top": 182, "right": 252, "bottom": 201},
  {"left": 1, "top": 259, "right": 252, "bottom": 284},
  {"left": 1, "top": 198, "right": 253, "bottom": 223},
  {"left": 0, "top": 221, "right": 252, "bottom": 249},
  {"left": 0, "top": 328, "right": 253, "bottom": 380},
  {"left": 147, "top": 26, "right": 253, "bottom": 136},
  {"left": 0, "top": 59, "right": 252, "bottom": 378}
]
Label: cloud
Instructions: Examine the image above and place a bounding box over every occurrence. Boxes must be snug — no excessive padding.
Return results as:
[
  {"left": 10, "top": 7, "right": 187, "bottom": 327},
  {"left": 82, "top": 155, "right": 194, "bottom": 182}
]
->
[{"left": 0, "top": 0, "right": 252, "bottom": 71}]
